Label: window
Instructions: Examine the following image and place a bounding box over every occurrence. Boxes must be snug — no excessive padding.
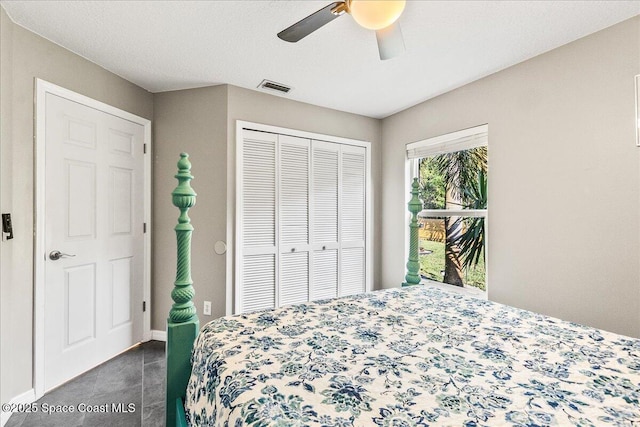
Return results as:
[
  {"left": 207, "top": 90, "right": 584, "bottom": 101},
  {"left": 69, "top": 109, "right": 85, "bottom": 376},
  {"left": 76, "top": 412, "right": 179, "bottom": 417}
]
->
[{"left": 406, "top": 125, "right": 488, "bottom": 292}]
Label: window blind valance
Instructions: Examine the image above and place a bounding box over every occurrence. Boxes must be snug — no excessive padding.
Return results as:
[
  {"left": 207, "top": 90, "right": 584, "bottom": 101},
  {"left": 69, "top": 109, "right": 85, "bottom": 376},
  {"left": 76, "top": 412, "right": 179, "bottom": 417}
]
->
[{"left": 406, "top": 124, "right": 488, "bottom": 159}]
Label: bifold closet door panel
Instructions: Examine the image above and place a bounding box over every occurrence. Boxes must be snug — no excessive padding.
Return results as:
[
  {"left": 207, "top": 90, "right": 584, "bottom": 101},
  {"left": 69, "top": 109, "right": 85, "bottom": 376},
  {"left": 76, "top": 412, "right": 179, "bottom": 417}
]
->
[
  {"left": 278, "top": 135, "right": 311, "bottom": 306},
  {"left": 339, "top": 144, "right": 366, "bottom": 297},
  {"left": 311, "top": 140, "right": 340, "bottom": 300},
  {"left": 238, "top": 130, "right": 278, "bottom": 312}
]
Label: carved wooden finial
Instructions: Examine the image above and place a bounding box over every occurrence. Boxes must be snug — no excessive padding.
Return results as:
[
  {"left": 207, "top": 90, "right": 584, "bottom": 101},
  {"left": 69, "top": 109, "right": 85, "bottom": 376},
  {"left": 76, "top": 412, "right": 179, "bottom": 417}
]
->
[
  {"left": 403, "top": 178, "right": 422, "bottom": 286},
  {"left": 169, "top": 153, "right": 197, "bottom": 323}
]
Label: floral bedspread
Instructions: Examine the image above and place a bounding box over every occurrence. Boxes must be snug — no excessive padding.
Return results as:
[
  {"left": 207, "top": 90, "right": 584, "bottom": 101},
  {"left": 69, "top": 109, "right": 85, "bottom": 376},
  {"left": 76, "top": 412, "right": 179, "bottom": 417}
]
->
[{"left": 185, "top": 286, "right": 640, "bottom": 426}]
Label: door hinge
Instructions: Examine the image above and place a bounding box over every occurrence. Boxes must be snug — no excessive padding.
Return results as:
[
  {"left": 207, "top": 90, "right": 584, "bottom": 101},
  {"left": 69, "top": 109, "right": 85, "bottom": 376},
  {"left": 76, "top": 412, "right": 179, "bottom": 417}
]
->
[
  {"left": 143, "top": 143, "right": 147, "bottom": 154},
  {"left": 143, "top": 301, "right": 146, "bottom": 312},
  {"left": 143, "top": 223, "right": 147, "bottom": 233}
]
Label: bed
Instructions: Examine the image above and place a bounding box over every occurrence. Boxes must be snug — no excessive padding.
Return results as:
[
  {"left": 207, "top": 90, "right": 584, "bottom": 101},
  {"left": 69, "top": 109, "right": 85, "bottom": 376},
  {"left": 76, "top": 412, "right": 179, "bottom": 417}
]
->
[{"left": 166, "top": 154, "right": 640, "bottom": 426}]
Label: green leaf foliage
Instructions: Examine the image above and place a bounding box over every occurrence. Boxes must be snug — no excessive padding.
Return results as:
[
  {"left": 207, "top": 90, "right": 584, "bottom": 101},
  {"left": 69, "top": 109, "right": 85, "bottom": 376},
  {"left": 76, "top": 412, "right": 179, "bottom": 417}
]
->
[
  {"left": 419, "top": 157, "right": 445, "bottom": 209},
  {"left": 459, "top": 170, "right": 487, "bottom": 270}
]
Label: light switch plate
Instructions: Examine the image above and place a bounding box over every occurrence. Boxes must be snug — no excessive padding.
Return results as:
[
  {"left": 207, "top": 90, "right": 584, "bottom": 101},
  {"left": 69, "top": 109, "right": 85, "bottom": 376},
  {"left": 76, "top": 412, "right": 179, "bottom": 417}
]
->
[{"left": 203, "top": 301, "right": 212, "bottom": 316}]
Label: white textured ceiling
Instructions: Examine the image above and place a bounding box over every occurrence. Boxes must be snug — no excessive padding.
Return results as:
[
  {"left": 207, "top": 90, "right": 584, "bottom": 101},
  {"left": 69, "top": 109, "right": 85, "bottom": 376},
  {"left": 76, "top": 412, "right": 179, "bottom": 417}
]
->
[{"left": 2, "top": 1, "right": 639, "bottom": 118}]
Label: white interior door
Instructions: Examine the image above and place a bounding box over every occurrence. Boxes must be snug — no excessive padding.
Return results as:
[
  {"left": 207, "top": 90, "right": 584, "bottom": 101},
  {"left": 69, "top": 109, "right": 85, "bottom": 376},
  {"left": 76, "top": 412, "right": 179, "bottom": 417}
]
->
[{"left": 43, "top": 93, "right": 144, "bottom": 391}]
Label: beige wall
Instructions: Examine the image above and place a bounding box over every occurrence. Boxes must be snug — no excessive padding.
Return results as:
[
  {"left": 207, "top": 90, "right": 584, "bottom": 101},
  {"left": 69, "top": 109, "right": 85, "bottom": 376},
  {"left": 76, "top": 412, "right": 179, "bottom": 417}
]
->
[
  {"left": 151, "top": 84, "right": 382, "bottom": 327},
  {"left": 1, "top": 5, "right": 15, "bottom": 409},
  {"left": 152, "top": 85, "right": 228, "bottom": 330},
  {"left": 381, "top": 17, "right": 640, "bottom": 337},
  {"left": 0, "top": 6, "right": 153, "bottom": 404}
]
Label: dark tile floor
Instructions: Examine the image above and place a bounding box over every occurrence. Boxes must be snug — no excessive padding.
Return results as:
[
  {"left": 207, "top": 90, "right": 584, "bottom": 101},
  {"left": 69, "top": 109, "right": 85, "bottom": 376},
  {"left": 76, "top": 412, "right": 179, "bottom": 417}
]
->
[{"left": 5, "top": 341, "right": 165, "bottom": 427}]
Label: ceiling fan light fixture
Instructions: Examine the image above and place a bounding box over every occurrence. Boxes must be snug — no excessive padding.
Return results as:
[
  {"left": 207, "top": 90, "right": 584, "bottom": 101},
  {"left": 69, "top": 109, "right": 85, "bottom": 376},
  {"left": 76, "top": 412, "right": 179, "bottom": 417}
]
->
[
  {"left": 331, "top": 2, "right": 348, "bottom": 16},
  {"left": 348, "top": 0, "right": 406, "bottom": 30}
]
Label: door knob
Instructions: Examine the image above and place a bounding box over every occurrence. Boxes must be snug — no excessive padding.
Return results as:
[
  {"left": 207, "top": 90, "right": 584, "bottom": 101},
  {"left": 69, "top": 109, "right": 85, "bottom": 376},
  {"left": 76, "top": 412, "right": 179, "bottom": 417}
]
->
[{"left": 49, "top": 250, "right": 76, "bottom": 261}]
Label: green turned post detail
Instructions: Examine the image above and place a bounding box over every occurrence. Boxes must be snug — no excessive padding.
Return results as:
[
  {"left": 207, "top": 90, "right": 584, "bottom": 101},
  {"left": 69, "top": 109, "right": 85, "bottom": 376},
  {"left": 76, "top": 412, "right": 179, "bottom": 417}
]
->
[
  {"left": 403, "top": 178, "right": 423, "bottom": 286},
  {"left": 169, "top": 152, "right": 198, "bottom": 324},
  {"left": 166, "top": 153, "right": 200, "bottom": 427}
]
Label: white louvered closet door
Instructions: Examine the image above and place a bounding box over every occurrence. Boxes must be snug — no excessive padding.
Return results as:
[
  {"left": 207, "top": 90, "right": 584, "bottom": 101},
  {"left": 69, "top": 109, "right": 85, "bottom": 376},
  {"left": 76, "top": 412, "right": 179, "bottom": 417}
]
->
[
  {"left": 310, "top": 141, "right": 339, "bottom": 301},
  {"left": 339, "top": 144, "right": 367, "bottom": 296},
  {"left": 278, "top": 135, "right": 311, "bottom": 307},
  {"left": 238, "top": 130, "right": 278, "bottom": 313},
  {"left": 237, "top": 127, "right": 368, "bottom": 314}
]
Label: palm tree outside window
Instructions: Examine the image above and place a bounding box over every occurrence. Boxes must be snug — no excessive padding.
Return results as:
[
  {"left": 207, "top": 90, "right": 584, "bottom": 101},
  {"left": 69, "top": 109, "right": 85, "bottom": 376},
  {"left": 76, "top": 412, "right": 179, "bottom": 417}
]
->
[{"left": 406, "top": 125, "right": 488, "bottom": 292}]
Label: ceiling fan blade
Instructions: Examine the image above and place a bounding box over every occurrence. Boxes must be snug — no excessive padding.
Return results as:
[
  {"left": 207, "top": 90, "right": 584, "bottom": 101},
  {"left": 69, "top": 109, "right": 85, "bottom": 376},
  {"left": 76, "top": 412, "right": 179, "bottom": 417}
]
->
[
  {"left": 278, "top": 2, "right": 345, "bottom": 43},
  {"left": 375, "top": 21, "right": 405, "bottom": 60}
]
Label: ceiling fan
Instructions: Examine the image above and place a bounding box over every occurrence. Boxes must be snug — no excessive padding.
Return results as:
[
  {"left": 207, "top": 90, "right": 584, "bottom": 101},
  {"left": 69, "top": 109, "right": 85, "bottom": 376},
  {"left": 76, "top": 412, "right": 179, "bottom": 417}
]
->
[{"left": 277, "top": 0, "right": 406, "bottom": 60}]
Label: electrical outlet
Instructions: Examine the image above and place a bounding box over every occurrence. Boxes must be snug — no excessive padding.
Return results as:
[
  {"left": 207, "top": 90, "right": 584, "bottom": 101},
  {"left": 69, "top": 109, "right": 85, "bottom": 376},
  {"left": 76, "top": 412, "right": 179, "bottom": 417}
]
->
[{"left": 203, "top": 301, "right": 212, "bottom": 316}]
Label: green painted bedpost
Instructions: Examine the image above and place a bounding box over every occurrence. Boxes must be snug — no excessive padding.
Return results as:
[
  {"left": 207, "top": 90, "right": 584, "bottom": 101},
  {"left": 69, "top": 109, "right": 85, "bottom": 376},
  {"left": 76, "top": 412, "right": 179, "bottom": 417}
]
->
[
  {"left": 403, "top": 178, "right": 422, "bottom": 286},
  {"left": 166, "top": 153, "right": 199, "bottom": 427}
]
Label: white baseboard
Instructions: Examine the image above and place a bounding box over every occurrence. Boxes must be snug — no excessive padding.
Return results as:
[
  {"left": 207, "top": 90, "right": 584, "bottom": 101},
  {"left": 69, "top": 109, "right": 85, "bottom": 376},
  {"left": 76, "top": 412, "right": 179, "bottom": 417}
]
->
[
  {"left": 150, "top": 329, "right": 167, "bottom": 342},
  {"left": 1, "top": 388, "right": 36, "bottom": 427}
]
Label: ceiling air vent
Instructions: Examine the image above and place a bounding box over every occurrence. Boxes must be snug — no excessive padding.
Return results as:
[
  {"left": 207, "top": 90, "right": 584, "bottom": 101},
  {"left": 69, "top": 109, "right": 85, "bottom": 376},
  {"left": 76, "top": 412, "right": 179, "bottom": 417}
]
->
[{"left": 258, "top": 79, "right": 292, "bottom": 94}]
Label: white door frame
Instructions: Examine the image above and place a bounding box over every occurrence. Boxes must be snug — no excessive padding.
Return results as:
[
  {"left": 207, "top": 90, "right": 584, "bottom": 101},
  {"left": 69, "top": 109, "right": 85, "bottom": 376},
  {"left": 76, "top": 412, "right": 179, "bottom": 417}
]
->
[{"left": 33, "top": 79, "right": 152, "bottom": 399}]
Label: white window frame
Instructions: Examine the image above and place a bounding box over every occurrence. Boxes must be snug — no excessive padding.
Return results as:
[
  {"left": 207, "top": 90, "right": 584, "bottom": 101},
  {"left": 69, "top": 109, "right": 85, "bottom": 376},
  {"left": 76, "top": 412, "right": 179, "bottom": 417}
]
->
[{"left": 406, "top": 124, "right": 488, "bottom": 298}]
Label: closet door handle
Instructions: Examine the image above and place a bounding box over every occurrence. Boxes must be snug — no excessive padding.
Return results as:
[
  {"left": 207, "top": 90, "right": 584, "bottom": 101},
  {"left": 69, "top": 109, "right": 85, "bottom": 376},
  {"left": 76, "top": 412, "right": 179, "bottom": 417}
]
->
[{"left": 291, "top": 248, "right": 296, "bottom": 252}]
